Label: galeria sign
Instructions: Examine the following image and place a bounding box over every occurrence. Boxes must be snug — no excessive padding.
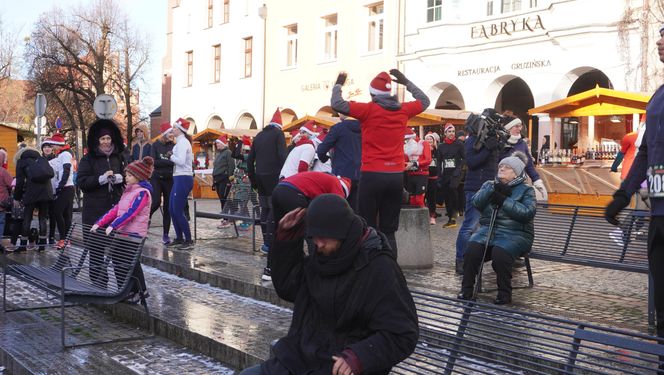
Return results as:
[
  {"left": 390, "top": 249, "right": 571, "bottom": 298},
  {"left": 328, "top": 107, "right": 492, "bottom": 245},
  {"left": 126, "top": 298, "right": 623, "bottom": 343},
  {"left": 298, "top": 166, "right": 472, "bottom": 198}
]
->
[{"left": 471, "top": 15, "right": 545, "bottom": 40}]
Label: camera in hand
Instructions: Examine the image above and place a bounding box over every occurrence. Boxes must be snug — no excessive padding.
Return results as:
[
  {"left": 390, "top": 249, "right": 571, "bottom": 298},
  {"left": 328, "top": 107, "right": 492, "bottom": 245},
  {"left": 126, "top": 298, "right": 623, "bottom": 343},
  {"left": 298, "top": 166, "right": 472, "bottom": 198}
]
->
[{"left": 465, "top": 108, "right": 508, "bottom": 151}]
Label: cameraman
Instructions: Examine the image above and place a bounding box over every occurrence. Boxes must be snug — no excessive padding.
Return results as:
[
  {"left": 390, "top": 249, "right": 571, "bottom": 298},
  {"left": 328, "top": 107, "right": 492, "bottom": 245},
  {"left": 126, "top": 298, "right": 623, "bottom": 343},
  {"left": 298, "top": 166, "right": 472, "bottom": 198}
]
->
[{"left": 454, "top": 109, "right": 503, "bottom": 275}]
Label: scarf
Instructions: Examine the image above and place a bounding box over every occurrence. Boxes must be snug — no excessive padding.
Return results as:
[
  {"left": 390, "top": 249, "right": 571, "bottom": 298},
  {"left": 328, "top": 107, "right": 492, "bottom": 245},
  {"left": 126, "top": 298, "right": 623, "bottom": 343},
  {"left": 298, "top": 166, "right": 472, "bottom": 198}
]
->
[
  {"left": 444, "top": 137, "right": 455, "bottom": 145},
  {"left": 507, "top": 134, "right": 522, "bottom": 145},
  {"left": 309, "top": 216, "right": 364, "bottom": 276},
  {"left": 98, "top": 143, "right": 115, "bottom": 157}
]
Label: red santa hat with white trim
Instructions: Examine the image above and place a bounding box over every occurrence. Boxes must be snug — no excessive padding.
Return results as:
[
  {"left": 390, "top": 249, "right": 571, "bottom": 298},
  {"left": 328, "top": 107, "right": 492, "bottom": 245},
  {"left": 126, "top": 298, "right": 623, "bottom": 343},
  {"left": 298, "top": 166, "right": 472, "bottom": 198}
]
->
[
  {"left": 215, "top": 135, "right": 228, "bottom": 146},
  {"left": 404, "top": 127, "right": 417, "bottom": 139},
  {"left": 369, "top": 72, "right": 393, "bottom": 97},
  {"left": 173, "top": 118, "right": 191, "bottom": 133},
  {"left": 299, "top": 120, "right": 319, "bottom": 137},
  {"left": 242, "top": 135, "right": 252, "bottom": 150},
  {"left": 160, "top": 121, "right": 173, "bottom": 136},
  {"left": 269, "top": 109, "right": 283, "bottom": 128},
  {"left": 50, "top": 132, "right": 66, "bottom": 145}
]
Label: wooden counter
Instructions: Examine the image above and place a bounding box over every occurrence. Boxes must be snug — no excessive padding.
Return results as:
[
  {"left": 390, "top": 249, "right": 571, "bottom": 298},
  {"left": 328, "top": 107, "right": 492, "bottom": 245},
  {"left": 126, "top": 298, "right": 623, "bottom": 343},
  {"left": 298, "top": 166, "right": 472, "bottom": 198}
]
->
[{"left": 536, "top": 162, "right": 624, "bottom": 207}]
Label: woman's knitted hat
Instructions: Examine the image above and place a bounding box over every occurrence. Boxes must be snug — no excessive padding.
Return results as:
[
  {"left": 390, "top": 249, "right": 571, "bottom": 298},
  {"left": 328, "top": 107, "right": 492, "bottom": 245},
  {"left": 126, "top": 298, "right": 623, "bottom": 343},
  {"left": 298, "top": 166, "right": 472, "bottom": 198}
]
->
[{"left": 499, "top": 151, "right": 528, "bottom": 177}]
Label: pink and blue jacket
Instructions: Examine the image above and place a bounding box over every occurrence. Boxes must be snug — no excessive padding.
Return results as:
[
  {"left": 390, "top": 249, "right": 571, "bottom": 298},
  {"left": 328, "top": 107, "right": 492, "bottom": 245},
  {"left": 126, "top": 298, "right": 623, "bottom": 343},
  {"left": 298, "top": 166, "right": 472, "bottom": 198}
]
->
[{"left": 96, "top": 181, "right": 153, "bottom": 237}]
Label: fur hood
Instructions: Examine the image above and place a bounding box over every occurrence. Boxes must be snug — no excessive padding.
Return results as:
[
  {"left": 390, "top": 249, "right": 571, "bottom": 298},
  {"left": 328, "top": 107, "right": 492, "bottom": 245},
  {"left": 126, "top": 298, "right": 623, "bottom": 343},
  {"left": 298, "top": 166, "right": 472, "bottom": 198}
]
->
[
  {"left": 86, "top": 119, "right": 125, "bottom": 156},
  {"left": 14, "top": 146, "right": 41, "bottom": 163}
]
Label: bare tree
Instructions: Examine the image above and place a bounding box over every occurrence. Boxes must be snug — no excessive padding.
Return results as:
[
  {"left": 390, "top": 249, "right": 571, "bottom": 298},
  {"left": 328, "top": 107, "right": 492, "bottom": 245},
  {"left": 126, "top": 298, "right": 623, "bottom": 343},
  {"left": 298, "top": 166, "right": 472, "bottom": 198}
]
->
[
  {"left": 0, "top": 16, "right": 16, "bottom": 83},
  {"left": 24, "top": 0, "right": 150, "bottom": 153}
]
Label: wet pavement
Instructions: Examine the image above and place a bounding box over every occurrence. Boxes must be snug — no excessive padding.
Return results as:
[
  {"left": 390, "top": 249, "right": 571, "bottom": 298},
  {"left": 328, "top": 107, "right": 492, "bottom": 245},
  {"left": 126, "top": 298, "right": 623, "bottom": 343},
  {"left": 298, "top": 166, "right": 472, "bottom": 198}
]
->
[{"left": 0, "top": 198, "right": 651, "bottom": 373}]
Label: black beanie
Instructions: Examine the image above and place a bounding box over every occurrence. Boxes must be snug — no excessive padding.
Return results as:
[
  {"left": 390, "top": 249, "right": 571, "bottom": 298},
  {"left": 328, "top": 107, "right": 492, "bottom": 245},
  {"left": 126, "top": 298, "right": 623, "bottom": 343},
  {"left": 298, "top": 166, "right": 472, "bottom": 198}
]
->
[{"left": 306, "top": 194, "right": 355, "bottom": 239}]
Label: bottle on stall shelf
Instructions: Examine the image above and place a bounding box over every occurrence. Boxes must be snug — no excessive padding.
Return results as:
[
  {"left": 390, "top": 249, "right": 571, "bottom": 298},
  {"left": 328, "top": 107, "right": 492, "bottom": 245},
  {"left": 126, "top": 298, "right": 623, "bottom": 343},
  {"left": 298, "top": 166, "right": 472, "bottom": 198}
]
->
[{"left": 571, "top": 151, "right": 578, "bottom": 165}]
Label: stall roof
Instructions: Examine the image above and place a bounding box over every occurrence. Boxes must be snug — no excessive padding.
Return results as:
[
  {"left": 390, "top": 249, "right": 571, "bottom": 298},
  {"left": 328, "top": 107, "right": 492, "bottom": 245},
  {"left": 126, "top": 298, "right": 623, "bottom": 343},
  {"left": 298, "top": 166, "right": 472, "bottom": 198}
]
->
[
  {"left": 528, "top": 86, "right": 651, "bottom": 118},
  {"left": 408, "top": 109, "right": 473, "bottom": 127},
  {"left": 282, "top": 115, "right": 341, "bottom": 132},
  {"left": 192, "top": 127, "right": 260, "bottom": 142}
]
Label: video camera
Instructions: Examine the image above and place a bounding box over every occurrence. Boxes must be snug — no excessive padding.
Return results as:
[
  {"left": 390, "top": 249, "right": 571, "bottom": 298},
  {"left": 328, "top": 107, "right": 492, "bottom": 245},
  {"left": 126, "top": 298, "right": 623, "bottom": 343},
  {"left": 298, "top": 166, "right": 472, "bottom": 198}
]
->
[{"left": 465, "top": 108, "right": 509, "bottom": 151}]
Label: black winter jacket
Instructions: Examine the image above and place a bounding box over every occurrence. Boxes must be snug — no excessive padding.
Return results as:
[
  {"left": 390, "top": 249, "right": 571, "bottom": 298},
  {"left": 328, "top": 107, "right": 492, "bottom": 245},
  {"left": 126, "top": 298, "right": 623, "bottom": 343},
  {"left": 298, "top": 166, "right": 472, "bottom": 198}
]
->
[
  {"left": 268, "top": 220, "right": 418, "bottom": 375},
  {"left": 13, "top": 147, "right": 53, "bottom": 205},
  {"left": 437, "top": 140, "right": 465, "bottom": 187},
  {"left": 150, "top": 139, "right": 175, "bottom": 180},
  {"left": 77, "top": 119, "right": 127, "bottom": 225},
  {"left": 247, "top": 125, "right": 287, "bottom": 195}
]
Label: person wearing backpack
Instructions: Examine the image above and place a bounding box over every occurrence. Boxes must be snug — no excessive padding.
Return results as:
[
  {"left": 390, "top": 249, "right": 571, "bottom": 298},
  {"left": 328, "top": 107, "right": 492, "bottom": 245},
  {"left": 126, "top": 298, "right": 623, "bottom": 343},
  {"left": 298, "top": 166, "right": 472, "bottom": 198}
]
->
[{"left": 13, "top": 146, "right": 55, "bottom": 252}]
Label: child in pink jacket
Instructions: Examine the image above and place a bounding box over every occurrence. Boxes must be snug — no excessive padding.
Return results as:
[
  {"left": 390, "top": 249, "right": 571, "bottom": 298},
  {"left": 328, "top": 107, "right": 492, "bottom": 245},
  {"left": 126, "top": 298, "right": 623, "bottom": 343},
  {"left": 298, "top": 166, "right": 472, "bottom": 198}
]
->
[{"left": 91, "top": 156, "right": 154, "bottom": 303}]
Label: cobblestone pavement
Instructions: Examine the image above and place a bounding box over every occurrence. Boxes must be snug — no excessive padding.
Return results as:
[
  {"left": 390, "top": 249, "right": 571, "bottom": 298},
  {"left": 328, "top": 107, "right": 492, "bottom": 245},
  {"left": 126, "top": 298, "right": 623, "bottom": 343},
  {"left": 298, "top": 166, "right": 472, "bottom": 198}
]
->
[
  {"left": 0, "top": 272, "right": 235, "bottom": 374},
  {"left": 149, "top": 199, "right": 649, "bottom": 333}
]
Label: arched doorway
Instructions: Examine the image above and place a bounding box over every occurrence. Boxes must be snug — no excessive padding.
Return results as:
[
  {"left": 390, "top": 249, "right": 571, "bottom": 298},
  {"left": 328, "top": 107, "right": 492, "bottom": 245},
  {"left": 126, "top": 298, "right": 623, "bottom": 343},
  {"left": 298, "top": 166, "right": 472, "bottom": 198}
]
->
[
  {"left": 430, "top": 82, "right": 465, "bottom": 110},
  {"left": 236, "top": 113, "right": 257, "bottom": 129},
  {"left": 207, "top": 115, "right": 224, "bottom": 129},
  {"left": 552, "top": 66, "right": 614, "bottom": 101},
  {"left": 489, "top": 75, "right": 535, "bottom": 146},
  {"left": 316, "top": 106, "right": 338, "bottom": 117},
  {"left": 281, "top": 108, "right": 298, "bottom": 125}
]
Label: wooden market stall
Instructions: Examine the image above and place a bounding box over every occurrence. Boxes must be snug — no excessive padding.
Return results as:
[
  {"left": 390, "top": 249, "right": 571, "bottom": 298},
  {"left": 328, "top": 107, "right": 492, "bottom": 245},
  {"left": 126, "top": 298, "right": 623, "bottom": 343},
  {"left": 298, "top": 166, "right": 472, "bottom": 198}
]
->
[
  {"left": 282, "top": 115, "right": 341, "bottom": 133},
  {"left": 407, "top": 109, "right": 473, "bottom": 137},
  {"left": 0, "top": 123, "right": 19, "bottom": 173},
  {"left": 191, "top": 128, "right": 260, "bottom": 199},
  {"left": 527, "top": 86, "right": 651, "bottom": 207}
]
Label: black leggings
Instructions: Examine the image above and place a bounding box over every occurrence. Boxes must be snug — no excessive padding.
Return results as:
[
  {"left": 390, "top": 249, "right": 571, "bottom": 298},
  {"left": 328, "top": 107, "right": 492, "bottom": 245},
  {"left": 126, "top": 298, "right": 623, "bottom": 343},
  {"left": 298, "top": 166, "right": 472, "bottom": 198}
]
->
[
  {"left": 358, "top": 172, "right": 403, "bottom": 255},
  {"left": 438, "top": 180, "right": 459, "bottom": 219},
  {"left": 150, "top": 177, "right": 173, "bottom": 236},
  {"left": 425, "top": 178, "right": 437, "bottom": 217},
  {"left": 215, "top": 177, "right": 231, "bottom": 211},
  {"left": 53, "top": 186, "right": 74, "bottom": 240},
  {"left": 22, "top": 201, "right": 49, "bottom": 240},
  {"left": 461, "top": 241, "right": 515, "bottom": 298},
  {"left": 648, "top": 217, "right": 664, "bottom": 338}
]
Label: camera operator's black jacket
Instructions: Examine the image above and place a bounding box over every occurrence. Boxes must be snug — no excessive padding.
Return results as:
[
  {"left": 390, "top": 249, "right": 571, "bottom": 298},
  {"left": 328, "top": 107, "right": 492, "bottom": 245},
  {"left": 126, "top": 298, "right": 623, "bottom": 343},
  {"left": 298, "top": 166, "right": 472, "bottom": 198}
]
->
[
  {"left": 77, "top": 119, "right": 126, "bottom": 225},
  {"left": 267, "top": 219, "right": 419, "bottom": 374},
  {"left": 464, "top": 134, "right": 498, "bottom": 192}
]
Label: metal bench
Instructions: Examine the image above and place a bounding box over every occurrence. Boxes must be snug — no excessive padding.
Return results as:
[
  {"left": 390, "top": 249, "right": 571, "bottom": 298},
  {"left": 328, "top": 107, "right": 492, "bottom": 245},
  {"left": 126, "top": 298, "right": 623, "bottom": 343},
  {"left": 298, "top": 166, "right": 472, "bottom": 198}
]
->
[
  {"left": 477, "top": 203, "right": 653, "bottom": 324},
  {"left": 395, "top": 290, "right": 664, "bottom": 374},
  {"left": 2, "top": 222, "right": 152, "bottom": 348},
  {"left": 193, "top": 182, "right": 262, "bottom": 251}
]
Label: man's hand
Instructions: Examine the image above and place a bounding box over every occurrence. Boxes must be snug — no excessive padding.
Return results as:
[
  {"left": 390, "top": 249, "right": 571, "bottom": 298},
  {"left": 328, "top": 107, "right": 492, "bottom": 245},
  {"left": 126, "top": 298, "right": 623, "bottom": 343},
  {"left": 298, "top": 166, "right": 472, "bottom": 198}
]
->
[
  {"left": 335, "top": 72, "right": 348, "bottom": 86},
  {"left": 389, "top": 69, "right": 409, "bottom": 85},
  {"left": 278, "top": 207, "right": 306, "bottom": 232},
  {"left": 332, "top": 356, "right": 354, "bottom": 375},
  {"left": 605, "top": 189, "right": 630, "bottom": 226},
  {"left": 105, "top": 226, "right": 114, "bottom": 236}
]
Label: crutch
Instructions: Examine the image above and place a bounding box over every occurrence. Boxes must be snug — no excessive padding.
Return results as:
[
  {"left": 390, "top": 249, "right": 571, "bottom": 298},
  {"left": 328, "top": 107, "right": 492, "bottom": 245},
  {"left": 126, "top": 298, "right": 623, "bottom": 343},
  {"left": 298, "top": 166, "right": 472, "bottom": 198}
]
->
[{"left": 472, "top": 205, "right": 499, "bottom": 300}]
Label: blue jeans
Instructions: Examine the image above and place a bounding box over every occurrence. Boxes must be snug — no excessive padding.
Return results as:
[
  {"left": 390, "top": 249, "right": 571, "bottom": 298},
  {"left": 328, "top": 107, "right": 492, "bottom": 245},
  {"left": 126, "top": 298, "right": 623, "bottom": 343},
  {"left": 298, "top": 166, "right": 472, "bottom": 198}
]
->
[
  {"left": 455, "top": 191, "right": 481, "bottom": 260},
  {"left": 0, "top": 212, "right": 5, "bottom": 239}
]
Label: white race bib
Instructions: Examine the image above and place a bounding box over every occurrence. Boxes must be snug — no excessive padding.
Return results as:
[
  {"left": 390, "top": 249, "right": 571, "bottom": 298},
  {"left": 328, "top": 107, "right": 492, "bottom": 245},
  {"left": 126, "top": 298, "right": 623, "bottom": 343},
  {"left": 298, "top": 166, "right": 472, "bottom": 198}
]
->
[{"left": 647, "top": 164, "right": 664, "bottom": 198}]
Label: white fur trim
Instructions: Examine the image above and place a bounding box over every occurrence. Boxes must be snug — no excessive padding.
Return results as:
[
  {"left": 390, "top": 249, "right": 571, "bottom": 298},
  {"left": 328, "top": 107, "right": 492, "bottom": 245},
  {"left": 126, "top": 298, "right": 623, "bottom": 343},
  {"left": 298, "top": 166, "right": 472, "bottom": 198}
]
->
[
  {"left": 338, "top": 178, "right": 350, "bottom": 198},
  {"left": 503, "top": 118, "right": 523, "bottom": 130},
  {"left": 369, "top": 86, "right": 391, "bottom": 96}
]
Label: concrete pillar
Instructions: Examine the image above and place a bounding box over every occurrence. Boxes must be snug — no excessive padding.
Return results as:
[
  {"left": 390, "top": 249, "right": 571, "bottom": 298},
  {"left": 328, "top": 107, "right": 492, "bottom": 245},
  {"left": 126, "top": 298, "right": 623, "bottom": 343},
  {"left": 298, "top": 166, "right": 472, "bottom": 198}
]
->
[{"left": 395, "top": 207, "right": 433, "bottom": 269}]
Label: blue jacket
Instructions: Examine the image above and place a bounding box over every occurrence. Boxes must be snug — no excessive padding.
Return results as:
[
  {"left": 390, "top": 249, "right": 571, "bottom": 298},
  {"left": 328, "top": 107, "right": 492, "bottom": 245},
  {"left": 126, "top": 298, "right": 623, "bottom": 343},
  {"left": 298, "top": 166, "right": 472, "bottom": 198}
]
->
[
  {"left": 316, "top": 119, "right": 362, "bottom": 180},
  {"left": 470, "top": 179, "right": 536, "bottom": 257},
  {"left": 623, "top": 85, "right": 664, "bottom": 215},
  {"left": 131, "top": 142, "right": 152, "bottom": 162},
  {"left": 499, "top": 139, "right": 540, "bottom": 182},
  {"left": 463, "top": 135, "right": 498, "bottom": 192}
]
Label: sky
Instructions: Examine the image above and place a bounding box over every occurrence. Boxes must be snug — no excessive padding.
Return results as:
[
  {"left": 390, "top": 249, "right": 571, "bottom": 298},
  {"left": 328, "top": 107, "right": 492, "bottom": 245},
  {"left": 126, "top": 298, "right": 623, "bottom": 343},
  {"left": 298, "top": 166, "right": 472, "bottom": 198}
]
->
[{"left": 1, "top": 0, "right": 167, "bottom": 116}]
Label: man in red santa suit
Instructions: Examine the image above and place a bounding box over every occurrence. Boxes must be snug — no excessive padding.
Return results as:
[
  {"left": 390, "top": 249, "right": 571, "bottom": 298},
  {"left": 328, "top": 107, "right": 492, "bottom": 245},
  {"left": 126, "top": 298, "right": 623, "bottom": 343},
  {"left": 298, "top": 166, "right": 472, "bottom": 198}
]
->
[
  {"left": 280, "top": 121, "right": 318, "bottom": 179},
  {"left": 403, "top": 128, "right": 432, "bottom": 208}
]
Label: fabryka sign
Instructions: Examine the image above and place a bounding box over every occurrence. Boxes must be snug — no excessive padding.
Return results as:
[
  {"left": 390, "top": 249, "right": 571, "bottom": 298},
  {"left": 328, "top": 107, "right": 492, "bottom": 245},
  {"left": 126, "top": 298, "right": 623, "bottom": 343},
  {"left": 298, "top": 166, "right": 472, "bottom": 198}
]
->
[{"left": 471, "top": 15, "right": 545, "bottom": 40}]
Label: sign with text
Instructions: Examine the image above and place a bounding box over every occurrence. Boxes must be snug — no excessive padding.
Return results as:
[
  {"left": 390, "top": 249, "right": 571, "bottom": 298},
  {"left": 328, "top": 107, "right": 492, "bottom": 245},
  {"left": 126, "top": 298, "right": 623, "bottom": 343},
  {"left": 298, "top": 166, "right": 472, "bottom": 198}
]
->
[
  {"left": 457, "top": 60, "right": 552, "bottom": 77},
  {"left": 471, "top": 15, "right": 545, "bottom": 40}
]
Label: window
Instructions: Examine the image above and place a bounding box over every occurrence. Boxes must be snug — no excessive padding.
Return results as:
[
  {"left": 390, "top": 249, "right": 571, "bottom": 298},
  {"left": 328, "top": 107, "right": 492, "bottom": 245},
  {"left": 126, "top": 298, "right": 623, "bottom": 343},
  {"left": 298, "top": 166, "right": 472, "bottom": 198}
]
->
[
  {"left": 223, "top": 0, "right": 229, "bottom": 23},
  {"left": 213, "top": 44, "right": 221, "bottom": 82},
  {"left": 285, "top": 24, "right": 298, "bottom": 67},
  {"left": 501, "top": 0, "right": 521, "bottom": 13},
  {"left": 486, "top": 1, "right": 494, "bottom": 16},
  {"left": 243, "top": 37, "right": 252, "bottom": 78},
  {"left": 368, "top": 3, "right": 384, "bottom": 51},
  {"left": 322, "top": 14, "right": 338, "bottom": 61},
  {"left": 530, "top": 0, "right": 537, "bottom": 7},
  {"left": 207, "top": 0, "right": 213, "bottom": 27},
  {"left": 427, "top": 0, "right": 442, "bottom": 22},
  {"left": 186, "top": 51, "right": 193, "bottom": 86}
]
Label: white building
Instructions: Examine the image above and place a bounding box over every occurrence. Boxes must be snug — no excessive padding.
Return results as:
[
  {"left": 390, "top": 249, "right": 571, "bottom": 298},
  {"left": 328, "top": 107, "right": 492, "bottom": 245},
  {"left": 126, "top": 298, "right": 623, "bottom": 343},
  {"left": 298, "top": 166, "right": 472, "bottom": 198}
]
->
[
  {"left": 400, "top": 0, "right": 656, "bottom": 152},
  {"left": 169, "top": 0, "right": 267, "bottom": 133}
]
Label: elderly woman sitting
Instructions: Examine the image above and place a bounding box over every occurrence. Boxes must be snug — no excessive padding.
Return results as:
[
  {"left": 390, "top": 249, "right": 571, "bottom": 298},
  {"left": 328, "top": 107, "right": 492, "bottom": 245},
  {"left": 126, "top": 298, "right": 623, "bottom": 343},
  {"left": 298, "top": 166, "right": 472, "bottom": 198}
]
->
[{"left": 457, "top": 151, "right": 536, "bottom": 305}]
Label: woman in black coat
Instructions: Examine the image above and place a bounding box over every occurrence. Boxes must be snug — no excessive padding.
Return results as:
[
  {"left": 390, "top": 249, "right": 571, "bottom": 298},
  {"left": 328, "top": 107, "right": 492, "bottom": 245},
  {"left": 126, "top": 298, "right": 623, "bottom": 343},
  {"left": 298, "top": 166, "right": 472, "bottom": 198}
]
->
[
  {"left": 13, "top": 146, "right": 53, "bottom": 252},
  {"left": 76, "top": 119, "right": 126, "bottom": 287}
]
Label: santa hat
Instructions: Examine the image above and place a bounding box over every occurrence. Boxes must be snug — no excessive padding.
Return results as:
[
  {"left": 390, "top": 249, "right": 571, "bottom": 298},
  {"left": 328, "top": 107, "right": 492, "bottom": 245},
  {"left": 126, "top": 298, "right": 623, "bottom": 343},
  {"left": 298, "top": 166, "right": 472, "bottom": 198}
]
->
[
  {"left": 290, "top": 129, "right": 300, "bottom": 138},
  {"left": 173, "top": 117, "right": 191, "bottom": 133},
  {"left": 242, "top": 135, "right": 252, "bottom": 150},
  {"left": 444, "top": 123, "right": 455, "bottom": 133},
  {"left": 502, "top": 116, "right": 522, "bottom": 131},
  {"left": 338, "top": 176, "right": 351, "bottom": 198},
  {"left": 50, "top": 132, "right": 66, "bottom": 145},
  {"left": 160, "top": 121, "right": 172, "bottom": 136},
  {"left": 269, "top": 109, "right": 282, "bottom": 128},
  {"left": 125, "top": 156, "right": 155, "bottom": 181},
  {"left": 41, "top": 137, "right": 55, "bottom": 149},
  {"left": 300, "top": 121, "right": 318, "bottom": 136},
  {"left": 215, "top": 135, "right": 228, "bottom": 146},
  {"left": 369, "top": 72, "right": 392, "bottom": 97},
  {"left": 404, "top": 128, "right": 416, "bottom": 139},
  {"left": 424, "top": 132, "right": 440, "bottom": 143}
]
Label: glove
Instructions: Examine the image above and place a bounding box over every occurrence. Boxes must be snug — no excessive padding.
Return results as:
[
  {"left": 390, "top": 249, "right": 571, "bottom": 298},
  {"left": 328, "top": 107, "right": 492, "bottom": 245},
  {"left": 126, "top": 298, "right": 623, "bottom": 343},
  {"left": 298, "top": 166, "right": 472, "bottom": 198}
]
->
[
  {"left": 490, "top": 191, "right": 508, "bottom": 207},
  {"left": 494, "top": 181, "right": 512, "bottom": 196},
  {"left": 485, "top": 136, "right": 500, "bottom": 151},
  {"left": 605, "top": 189, "right": 630, "bottom": 226},
  {"left": 389, "top": 69, "right": 409, "bottom": 85},
  {"left": 335, "top": 72, "right": 347, "bottom": 86},
  {"left": 98, "top": 175, "right": 109, "bottom": 185},
  {"left": 533, "top": 179, "right": 548, "bottom": 201},
  {"left": 112, "top": 174, "right": 124, "bottom": 184}
]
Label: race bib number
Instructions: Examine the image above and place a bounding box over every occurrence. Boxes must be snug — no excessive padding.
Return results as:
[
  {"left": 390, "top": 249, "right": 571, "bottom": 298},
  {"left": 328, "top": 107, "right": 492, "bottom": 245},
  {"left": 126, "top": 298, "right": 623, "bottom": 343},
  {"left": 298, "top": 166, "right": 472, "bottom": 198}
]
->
[
  {"left": 444, "top": 159, "right": 456, "bottom": 169},
  {"left": 648, "top": 164, "right": 664, "bottom": 198}
]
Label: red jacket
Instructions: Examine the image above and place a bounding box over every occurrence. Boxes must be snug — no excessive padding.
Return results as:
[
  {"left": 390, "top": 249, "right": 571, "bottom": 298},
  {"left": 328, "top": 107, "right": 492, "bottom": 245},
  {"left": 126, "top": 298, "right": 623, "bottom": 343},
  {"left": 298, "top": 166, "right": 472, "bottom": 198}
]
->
[
  {"left": 282, "top": 171, "right": 348, "bottom": 199},
  {"left": 349, "top": 101, "right": 424, "bottom": 172}
]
